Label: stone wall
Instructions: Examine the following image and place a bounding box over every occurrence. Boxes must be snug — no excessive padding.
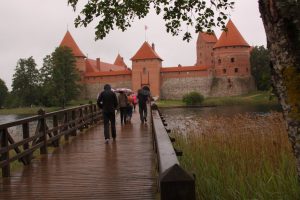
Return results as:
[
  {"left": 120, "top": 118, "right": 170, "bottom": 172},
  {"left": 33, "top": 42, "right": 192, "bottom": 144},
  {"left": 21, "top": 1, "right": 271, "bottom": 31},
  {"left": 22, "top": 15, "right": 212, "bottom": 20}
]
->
[
  {"left": 160, "top": 76, "right": 213, "bottom": 99},
  {"left": 160, "top": 76, "right": 255, "bottom": 99},
  {"left": 84, "top": 80, "right": 132, "bottom": 99}
]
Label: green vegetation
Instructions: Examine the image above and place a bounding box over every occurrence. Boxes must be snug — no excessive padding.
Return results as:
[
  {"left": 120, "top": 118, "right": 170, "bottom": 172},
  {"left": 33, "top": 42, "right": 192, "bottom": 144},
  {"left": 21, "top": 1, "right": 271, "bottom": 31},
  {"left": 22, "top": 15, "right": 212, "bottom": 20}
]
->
[
  {"left": 0, "top": 99, "right": 94, "bottom": 115},
  {"left": 0, "top": 78, "right": 8, "bottom": 108},
  {"left": 250, "top": 46, "right": 271, "bottom": 91},
  {"left": 182, "top": 92, "right": 204, "bottom": 105},
  {"left": 157, "top": 91, "right": 279, "bottom": 108},
  {"left": 173, "top": 113, "right": 300, "bottom": 199}
]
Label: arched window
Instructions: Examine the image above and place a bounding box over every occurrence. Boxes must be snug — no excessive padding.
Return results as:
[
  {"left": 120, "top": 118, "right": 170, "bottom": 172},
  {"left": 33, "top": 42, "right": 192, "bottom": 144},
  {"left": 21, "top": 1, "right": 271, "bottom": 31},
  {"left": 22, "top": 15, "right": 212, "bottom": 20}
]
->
[
  {"left": 234, "top": 68, "right": 239, "bottom": 73},
  {"left": 231, "top": 58, "right": 235, "bottom": 63},
  {"left": 223, "top": 69, "right": 226, "bottom": 74},
  {"left": 218, "top": 59, "right": 221, "bottom": 64}
]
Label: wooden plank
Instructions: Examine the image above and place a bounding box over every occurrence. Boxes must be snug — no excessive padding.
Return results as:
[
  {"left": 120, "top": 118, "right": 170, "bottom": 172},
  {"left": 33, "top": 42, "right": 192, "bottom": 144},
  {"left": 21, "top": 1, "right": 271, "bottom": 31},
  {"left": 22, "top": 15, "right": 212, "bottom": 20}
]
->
[
  {"left": 0, "top": 128, "right": 10, "bottom": 177},
  {"left": 0, "top": 110, "right": 156, "bottom": 199}
]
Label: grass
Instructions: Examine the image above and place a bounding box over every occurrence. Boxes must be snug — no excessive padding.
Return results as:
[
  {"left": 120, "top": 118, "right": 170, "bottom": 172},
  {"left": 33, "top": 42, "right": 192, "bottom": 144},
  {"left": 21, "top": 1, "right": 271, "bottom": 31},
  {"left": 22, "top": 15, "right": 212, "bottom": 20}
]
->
[
  {"left": 157, "top": 91, "right": 279, "bottom": 108},
  {"left": 172, "top": 113, "right": 300, "bottom": 199},
  {"left": 0, "top": 99, "right": 94, "bottom": 115}
]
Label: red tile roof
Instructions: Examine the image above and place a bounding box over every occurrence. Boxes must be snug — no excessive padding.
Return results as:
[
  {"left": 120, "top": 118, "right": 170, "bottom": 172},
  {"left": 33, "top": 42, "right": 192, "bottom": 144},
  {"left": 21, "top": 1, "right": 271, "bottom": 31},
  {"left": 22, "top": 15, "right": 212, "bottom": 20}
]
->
[
  {"left": 161, "top": 65, "right": 208, "bottom": 72},
  {"left": 131, "top": 42, "right": 163, "bottom": 61},
  {"left": 198, "top": 32, "right": 218, "bottom": 43},
  {"left": 214, "top": 19, "right": 250, "bottom": 49},
  {"left": 114, "top": 54, "right": 127, "bottom": 67},
  {"left": 60, "top": 31, "right": 86, "bottom": 57},
  {"left": 85, "top": 70, "right": 132, "bottom": 77},
  {"left": 86, "top": 58, "right": 127, "bottom": 72}
]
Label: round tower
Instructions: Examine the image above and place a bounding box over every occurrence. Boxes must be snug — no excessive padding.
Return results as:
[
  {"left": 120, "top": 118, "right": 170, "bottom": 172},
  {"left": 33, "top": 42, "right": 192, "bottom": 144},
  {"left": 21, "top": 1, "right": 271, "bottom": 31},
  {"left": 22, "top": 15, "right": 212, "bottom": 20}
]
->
[{"left": 213, "top": 20, "right": 251, "bottom": 77}]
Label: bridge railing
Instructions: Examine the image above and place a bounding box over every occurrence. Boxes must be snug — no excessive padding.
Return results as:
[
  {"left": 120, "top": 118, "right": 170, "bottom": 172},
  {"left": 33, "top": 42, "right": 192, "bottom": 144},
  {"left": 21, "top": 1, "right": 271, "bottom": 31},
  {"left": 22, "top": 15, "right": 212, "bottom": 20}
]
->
[
  {"left": 0, "top": 103, "right": 102, "bottom": 177},
  {"left": 151, "top": 103, "right": 195, "bottom": 200}
]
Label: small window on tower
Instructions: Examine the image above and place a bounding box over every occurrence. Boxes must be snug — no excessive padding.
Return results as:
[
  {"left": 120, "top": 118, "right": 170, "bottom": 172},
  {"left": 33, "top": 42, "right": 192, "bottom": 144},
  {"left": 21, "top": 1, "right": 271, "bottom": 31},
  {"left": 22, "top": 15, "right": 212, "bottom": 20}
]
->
[
  {"left": 218, "top": 59, "right": 221, "bottom": 64},
  {"left": 143, "top": 67, "right": 147, "bottom": 74},
  {"left": 235, "top": 68, "right": 239, "bottom": 73},
  {"left": 223, "top": 69, "right": 227, "bottom": 74},
  {"left": 231, "top": 58, "right": 235, "bottom": 63},
  {"left": 246, "top": 68, "right": 249, "bottom": 72}
]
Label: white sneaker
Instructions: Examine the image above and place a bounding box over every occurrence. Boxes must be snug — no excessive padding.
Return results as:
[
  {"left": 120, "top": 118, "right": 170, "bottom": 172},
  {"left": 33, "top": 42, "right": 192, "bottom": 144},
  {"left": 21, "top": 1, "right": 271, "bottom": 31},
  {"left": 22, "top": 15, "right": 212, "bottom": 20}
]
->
[{"left": 105, "top": 139, "right": 109, "bottom": 144}]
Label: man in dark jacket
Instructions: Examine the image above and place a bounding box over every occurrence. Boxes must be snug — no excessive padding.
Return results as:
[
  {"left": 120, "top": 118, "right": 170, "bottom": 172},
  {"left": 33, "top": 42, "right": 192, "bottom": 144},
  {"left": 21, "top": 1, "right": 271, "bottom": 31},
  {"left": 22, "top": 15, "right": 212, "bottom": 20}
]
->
[
  {"left": 97, "top": 84, "right": 118, "bottom": 143},
  {"left": 137, "top": 86, "right": 151, "bottom": 123}
]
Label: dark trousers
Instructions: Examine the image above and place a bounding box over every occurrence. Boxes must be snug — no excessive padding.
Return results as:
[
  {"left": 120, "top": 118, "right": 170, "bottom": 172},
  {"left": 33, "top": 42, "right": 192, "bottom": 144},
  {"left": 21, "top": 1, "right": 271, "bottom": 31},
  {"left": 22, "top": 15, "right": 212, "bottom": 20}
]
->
[
  {"left": 103, "top": 111, "right": 116, "bottom": 139},
  {"left": 139, "top": 103, "right": 147, "bottom": 122},
  {"left": 120, "top": 107, "right": 127, "bottom": 124}
]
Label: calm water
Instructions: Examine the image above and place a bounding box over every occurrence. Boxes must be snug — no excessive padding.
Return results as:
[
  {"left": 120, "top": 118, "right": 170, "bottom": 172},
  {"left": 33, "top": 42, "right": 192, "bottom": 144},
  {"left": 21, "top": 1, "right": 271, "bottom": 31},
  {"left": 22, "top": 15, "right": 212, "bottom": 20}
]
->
[{"left": 160, "top": 105, "right": 281, "bottom": 130}]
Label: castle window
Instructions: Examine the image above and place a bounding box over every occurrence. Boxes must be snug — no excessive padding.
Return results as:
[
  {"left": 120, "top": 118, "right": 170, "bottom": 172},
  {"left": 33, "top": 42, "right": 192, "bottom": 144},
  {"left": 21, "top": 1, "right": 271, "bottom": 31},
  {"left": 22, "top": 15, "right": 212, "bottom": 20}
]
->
[
  {"left": 235, "top": 68, "right": 239, "bottom": 73},
  {"left": 231, "top": 58, "right": 235, "bottom": 63},
  {"left": 246, "top": 68, "right": 249, "bottom": 72},
  {"left": 223, "top": 69, "right": 227, "bottom": 74},
  {"left": 143, "top": 67, "right": 147, "bottom": 74},
  {"left": 218, "top": 59, "right": 221, "bottom": 64}
]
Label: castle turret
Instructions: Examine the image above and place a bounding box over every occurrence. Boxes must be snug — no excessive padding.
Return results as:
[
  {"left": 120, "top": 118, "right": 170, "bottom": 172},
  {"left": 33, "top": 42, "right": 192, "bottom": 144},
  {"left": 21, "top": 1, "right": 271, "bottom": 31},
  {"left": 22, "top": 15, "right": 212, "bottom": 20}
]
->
[
  {"left": 114, "top": 54, "right": 127, "bottom": 68},
  {"left": 131, "top": 42, "right": 162, "bottom": 97},
  {"left": 59, "top": 31, "right": 86, "bottom": 74},
  {"left": 213, "top": 20, "right": 251, "bottom": 77}
]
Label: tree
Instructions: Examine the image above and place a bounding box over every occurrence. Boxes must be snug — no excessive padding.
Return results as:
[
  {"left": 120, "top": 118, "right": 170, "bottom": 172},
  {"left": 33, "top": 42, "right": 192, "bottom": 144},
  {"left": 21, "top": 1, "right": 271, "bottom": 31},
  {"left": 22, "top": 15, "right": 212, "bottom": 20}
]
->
[
  {"left": 0, "top": 78, "right": 8, "bottom": 108},
  {"left": 68, "top": 0, "right": 234, "bottom": 41},
  {"left": 39, "top": 55, "right": 57, "bottom": 106},
  {"left": 68, "top": 0, "right": 300, "bottom": 180},
  {"left": 12, "top": 57, "right": 40, "bottom": 106},
  {"left": 51, "top": 46, "right": 81, "bottom": 108},
  {"left": 250, "top": 46, "right": 271, "bottom": 91}
]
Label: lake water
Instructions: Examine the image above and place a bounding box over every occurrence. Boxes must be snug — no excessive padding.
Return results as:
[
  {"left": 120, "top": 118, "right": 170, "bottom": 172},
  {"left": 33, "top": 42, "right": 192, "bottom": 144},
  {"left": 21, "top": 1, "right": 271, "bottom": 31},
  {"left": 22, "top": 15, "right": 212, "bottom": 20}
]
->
[{"left": 160, "top": 105, "right": 281, "bottom": 132}]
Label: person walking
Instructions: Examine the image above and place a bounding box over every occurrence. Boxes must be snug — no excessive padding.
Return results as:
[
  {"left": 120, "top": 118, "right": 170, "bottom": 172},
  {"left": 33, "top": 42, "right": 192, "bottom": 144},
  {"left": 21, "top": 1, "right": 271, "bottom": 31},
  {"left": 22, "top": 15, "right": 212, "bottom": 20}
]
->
[
  {"left": 137, "top": 86, "right": 151, "bottom": 123},
  {"left": 126, "top": 94, "right": 134, "bottom": 122},
  {"left": 97, "top": 84, "right": 118, "bottom": 144},
  {"left": 118, "top": 91, "right": 128, "bottom": 125}
]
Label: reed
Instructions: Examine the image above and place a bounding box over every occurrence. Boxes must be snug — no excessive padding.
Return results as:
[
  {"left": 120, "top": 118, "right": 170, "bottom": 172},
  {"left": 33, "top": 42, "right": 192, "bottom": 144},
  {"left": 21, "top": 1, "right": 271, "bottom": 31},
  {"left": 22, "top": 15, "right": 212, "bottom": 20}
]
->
[{"left": 173, "top": 112, "right": 300, "bottom": 199}]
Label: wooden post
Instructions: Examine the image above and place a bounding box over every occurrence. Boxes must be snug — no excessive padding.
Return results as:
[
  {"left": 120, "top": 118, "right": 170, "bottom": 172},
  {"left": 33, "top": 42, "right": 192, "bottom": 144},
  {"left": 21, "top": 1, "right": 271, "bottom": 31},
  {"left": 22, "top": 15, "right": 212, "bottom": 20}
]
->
[
  {"left": 1, "top": 129, "right": 10, "bottom": 177},
  {"left": 90, "top": 101, "right": 94, "bottom": 125},
  {"left": 53, "top": 115, "right": 59, "bottom": 147},
  {"left": 22, "top": 123, "right": 31, "bottom": 164},
  {"left": 160, "top": 164, "right": 195, "bottom": 200},
  {"left": 64, "top": 112, "right": 69, "bottom": 141},
  {"left": 38, "top": 109, "right": 48, "bottom": 154},
  {"left": 71, "top": 110, "right": 77, "bottom": 136}
]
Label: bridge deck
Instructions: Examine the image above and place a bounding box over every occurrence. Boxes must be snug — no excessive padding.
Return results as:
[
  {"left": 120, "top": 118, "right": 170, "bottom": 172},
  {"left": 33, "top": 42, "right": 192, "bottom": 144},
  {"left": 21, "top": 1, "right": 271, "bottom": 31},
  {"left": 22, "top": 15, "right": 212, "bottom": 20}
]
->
[{"left": 0, "top": 110, "right": 156, "bottom": 199}]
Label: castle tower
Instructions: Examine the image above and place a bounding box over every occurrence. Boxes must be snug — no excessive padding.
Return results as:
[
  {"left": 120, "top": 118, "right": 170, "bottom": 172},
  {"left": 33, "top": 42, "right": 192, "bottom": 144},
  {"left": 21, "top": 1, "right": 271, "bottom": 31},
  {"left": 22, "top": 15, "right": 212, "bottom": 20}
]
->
[
  {"left": 196, "top": 32, "right": 217, "bottom": 70},
  {"left": 59, "top": 31, "right": 86, "bottom": 74},
  {"left": 131, "top": 42, "right": 162, "bottom": 97},
  {"left": 213, "top": 20, "right": 251, "bottom": 77},
  {"left": 114, "top": 54, "right": 127, "bottom": 68}
]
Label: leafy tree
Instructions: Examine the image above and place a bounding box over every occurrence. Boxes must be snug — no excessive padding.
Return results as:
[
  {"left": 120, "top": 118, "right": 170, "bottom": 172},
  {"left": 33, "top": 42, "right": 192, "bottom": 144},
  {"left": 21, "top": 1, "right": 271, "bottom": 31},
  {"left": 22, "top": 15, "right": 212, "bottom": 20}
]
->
[
  {"left": 51, "top": 46, "right": 81, "bottom": 108},
  {"left": 40, "top": 55, "right": 56, "bottom": 106},
  {"left": 68, "top": 0, "right": 234, "bottom": 41},
  {"left": 11, "top": 57, "right": 40, "bottom": 106},
  {"left": 0, "top": 78, "right": 8, "bottom": 108},
  {"left": 250, "top": 46, "right": 271, "bottom": 91},
  {"left": 68, "top": 0, "right": 300, "bottom": 180}
]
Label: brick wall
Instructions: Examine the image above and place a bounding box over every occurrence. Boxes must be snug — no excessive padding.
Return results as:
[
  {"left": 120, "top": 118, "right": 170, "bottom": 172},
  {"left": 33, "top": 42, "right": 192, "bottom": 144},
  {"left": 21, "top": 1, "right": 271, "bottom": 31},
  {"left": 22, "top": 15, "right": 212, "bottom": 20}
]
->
[{"left": 160, "top": 76, "right": 255, "bottom": 99}]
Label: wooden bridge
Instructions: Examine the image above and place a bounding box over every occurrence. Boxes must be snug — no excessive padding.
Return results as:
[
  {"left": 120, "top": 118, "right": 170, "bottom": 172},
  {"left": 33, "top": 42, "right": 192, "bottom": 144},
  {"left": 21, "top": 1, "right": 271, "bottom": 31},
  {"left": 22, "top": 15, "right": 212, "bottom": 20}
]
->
[{"left": 0, "top": 104, "right": 195, "bottom": 200}]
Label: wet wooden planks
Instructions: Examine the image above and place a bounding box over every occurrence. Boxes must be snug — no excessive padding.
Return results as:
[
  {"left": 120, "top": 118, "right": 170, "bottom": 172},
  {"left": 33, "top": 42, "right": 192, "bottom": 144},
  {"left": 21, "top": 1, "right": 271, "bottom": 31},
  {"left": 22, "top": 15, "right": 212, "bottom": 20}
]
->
[{"left": 0, "top": 111, "right": 156, "bottom": 199}]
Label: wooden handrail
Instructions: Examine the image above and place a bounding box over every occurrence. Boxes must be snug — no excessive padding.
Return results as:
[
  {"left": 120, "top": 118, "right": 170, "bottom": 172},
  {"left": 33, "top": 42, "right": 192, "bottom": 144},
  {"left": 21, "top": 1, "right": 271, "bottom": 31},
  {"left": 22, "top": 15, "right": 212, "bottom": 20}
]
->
[
  {"left": 151, "top": 104, "right": 195, "bottom": 200},
  {"left": 0, "top": 103, "right": 102, "bottom": 177}
]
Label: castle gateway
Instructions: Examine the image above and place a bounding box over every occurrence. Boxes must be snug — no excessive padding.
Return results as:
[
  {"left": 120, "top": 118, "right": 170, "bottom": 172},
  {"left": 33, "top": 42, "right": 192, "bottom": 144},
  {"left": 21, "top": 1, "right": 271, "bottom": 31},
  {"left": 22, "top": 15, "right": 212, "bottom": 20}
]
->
[{"left": 60, "top": 20, "right": 255, "bottom": 99}]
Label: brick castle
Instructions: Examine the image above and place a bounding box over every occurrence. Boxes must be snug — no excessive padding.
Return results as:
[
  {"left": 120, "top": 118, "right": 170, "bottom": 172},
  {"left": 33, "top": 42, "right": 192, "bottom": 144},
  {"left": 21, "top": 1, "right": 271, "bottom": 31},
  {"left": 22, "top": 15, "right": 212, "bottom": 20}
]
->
[{"left": 60, "top": 19, "right": 255, "bottom": 99}]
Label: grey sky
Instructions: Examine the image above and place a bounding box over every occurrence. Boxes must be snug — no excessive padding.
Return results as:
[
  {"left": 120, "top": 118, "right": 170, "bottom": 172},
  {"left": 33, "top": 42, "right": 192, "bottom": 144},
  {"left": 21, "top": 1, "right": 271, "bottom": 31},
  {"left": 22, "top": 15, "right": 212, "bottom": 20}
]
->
[{"left": 0, "top": 0, "right": 266, "bottom": 90}]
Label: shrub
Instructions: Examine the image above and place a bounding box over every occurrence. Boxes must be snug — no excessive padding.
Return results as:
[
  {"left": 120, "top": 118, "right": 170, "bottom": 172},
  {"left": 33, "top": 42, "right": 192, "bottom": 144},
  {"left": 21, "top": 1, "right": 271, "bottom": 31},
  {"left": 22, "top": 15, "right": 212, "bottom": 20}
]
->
[{"left": 182, "top": 92, "right": 204, "bottom": 105}]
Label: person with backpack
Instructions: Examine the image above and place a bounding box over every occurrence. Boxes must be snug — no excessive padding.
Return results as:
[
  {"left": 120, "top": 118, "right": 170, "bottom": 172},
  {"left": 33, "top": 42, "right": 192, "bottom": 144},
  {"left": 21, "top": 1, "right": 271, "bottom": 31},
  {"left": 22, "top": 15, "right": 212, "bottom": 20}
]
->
[
  {"left": 97, "top": 84, "right": 118, "bottom": 144},
  {"left": 137, "top": 86, "right": 151, "bottom": 123}
]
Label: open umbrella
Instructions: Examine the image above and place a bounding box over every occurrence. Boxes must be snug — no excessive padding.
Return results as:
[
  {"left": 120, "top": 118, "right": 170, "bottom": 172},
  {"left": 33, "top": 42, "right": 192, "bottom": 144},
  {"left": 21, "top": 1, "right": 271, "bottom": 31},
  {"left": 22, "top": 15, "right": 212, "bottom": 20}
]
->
[{"left": 113, "top": 88, "right": 133, "bottom": 94}]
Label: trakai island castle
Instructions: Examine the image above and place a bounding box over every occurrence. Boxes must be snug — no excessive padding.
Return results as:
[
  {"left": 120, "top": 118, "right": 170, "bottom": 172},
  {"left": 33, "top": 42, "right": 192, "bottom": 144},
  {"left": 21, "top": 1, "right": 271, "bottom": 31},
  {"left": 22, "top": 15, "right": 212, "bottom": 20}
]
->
[{"left": 60, "top": 20, "right": 255, "bottom": 99}]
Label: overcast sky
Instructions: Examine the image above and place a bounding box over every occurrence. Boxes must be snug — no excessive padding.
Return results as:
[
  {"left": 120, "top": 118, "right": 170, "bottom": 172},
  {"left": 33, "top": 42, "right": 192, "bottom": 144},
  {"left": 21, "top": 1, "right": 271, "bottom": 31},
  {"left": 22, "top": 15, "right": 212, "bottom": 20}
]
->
[{"left": 0, "top": 0, "right": 266, "bottom": 90}]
